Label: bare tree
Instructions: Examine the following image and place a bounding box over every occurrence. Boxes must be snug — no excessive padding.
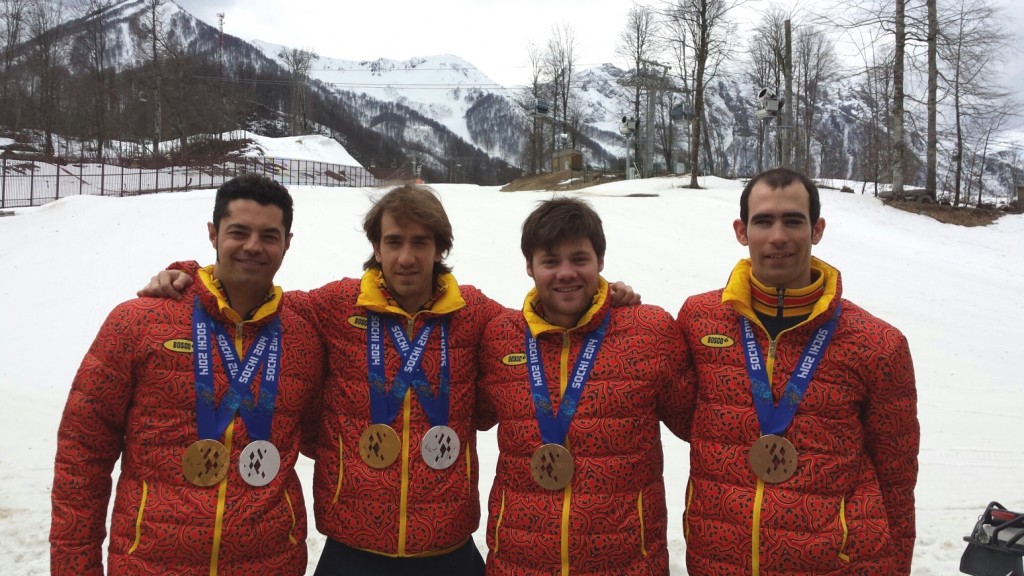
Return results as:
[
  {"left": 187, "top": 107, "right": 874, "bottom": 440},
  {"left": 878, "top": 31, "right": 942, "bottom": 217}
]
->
[
  {"left": 27, "top": 0, "right": 68, "bottom": 156},
  {"left": 544, "top": 23, "right": 578, "bottom": 151},
  {"left": 520, "top": 41, "right": 547, "bottom": 174},
  {"left": 925, "top": 0, "right": 937, "bottom": 198},
  {"left": 793, "top": 25, "right": 838, "bottom": 176},
  {"left": 1, "top": 0, "right": 28, "bottom": 125},
  {"left": 617, "top": 5, "right": 661, "bottom": 172},
  {"left": 70, "top": 0, "right": 114, "bottom": 159},
  {"left": 662, "top": 0, "right": 738, "bottom": 188},
  {"left": 892, "top": 0, "right": 906, "bottom": 196},
  {"left": 747, "top": 7, "right": 788, "bottom": 171},
  {"left": 131, "top": 0, "right": 169, "bottom": 156},
  {"left": 278, "top": 47, "right": 319, "bottom": 136},
  {"left": 848, "top": 26, "right": 894, "bottom": 194},
  {"left": 936, "top": 0, "right": 1013, "bottom": 206}
]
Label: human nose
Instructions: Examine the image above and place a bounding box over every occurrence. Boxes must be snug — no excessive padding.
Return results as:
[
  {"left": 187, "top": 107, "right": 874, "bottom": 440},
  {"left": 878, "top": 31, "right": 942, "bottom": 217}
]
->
[
  {"left": 397, "top": 244, "right": 415, "bottom": 265},
  {"left": 242, "top": 232, "right": 262, "bottom": 252},
  {"left": 555, "top": 262, "right": 576, "bottom": 279}
]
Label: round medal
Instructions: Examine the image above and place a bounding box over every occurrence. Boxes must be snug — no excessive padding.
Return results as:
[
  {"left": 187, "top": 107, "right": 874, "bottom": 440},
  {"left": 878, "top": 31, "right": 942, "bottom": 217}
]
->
[
  {"left": 182, "top": 439, "right": 229, "bottom": 487},
  {"left": 530, "top": 443, "right": 574, "bottom": 491},
  {"left": 421, "top": 425, "right": 461, "bottom": 470},
  {"left": 748, "top": 434, "right": 799, "bottom": 483},
  {"left": 239, "top": 440, "right": 281, "bottom": 487},
  {"left": 359, "top": 424, "right": 401, "bottom": 469}
]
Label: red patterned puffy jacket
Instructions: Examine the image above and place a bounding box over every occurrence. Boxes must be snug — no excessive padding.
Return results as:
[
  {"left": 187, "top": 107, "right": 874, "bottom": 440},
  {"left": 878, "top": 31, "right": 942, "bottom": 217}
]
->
[
  {"left": 295, "top": 270, "right": 504, "bottom": 557},
  {"left": 676, "top": 258, "right": 918, "bottom": 575},
  {"left": 50, "top": 264, "right": 324, "bottom": 576},
  {"left": 476, "top": 280, "right": 694, "bottom": 575}
]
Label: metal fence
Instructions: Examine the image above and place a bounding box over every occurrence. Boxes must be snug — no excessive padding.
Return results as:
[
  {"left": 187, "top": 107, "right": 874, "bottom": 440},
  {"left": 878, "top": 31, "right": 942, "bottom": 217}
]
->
[{"left": 0, "top": 155, "right": 381, "bottom": 209}]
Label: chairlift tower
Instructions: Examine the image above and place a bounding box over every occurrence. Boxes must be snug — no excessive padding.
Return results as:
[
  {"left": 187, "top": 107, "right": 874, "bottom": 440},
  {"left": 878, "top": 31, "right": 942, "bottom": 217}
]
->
[
  {"left": 617, "top": 60, "right": 684, "bottom": 178},
  {"left": 754, "top": 88, "right": 785, "bottom": 172},
  {"left": 529, "top": 98, "right": 553, "bottom": 174},
  {"left": 619, "top": 117, "right": 639, "bottom": 179}
]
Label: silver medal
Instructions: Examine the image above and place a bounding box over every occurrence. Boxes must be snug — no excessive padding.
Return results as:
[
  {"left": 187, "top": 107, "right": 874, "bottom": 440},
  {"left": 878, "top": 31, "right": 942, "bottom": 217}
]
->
[
  {"left": 420, "top": 425, "right": 461, "bottom": 470},
  {"left": 239, "top": 440, "right": 281, "bottom": 487}
]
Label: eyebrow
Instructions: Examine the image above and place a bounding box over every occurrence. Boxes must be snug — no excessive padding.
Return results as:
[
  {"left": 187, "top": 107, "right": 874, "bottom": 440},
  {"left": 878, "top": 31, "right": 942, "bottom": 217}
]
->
[
  {"left": 751, "top": 211, "right": 808, "bottom": 220},
  {"left": 226, "top": 223, "right": 283, "bottom": 234},
  {"left": 383, "top": 232, "right": 431, "bottom": 241}
]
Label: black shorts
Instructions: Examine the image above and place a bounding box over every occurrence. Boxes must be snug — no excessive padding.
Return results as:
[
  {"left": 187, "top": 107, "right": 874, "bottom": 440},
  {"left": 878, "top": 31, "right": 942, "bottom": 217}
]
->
[{"left": 312, "top": 536, "right": 486, "bottom": 576}]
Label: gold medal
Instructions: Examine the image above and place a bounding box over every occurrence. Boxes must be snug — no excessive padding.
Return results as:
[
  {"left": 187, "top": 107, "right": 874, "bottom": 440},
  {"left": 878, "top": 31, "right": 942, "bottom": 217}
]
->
[
  {"left": 182, "top": 439, "right": 229, "bottom": 487},
  {"left": 748, "top": 434, "right": 799, "bottom": 483},
  {"left": 359, "top": 424, "right": 401, "bottom": 469},
  {"left": 530, "top": 443, "right": 574, "bottom": 490}
]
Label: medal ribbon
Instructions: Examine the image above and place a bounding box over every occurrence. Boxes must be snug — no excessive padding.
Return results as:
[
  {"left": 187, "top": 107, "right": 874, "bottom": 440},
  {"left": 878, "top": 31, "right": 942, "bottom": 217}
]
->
[
  {"left": 366, "top": 313, "right": 451, "bottom": 426},
  {"left": 526, "top": 312, "right": 611, "bottom": 445},
  {"left": 739, "top": 304, "right": 842, "bottom": 436},
  {"left": 192, "top": 297, "right": 281, "bottom": 441}
]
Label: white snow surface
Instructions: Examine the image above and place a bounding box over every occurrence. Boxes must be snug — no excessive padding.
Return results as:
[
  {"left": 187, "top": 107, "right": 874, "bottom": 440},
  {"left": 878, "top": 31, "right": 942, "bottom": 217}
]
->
[
  {"left": 240, "top": 131, "right": 362, "bottom": 166},
  {"left": 2, "top": 147, "right": 1023, "bottom": 574}
]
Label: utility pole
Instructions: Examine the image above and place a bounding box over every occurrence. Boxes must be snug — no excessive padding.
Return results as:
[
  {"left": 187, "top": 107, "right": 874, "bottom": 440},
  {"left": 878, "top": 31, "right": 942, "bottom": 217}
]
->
[{"left": 781, "top": 19, "right": 793, "bottom": 168}]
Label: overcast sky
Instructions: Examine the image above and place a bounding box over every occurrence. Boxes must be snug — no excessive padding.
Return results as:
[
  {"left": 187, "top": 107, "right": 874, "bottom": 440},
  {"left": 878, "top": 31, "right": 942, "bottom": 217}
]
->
[{"left": 172, "top": 0, "right": 1023, "bottom": 129}]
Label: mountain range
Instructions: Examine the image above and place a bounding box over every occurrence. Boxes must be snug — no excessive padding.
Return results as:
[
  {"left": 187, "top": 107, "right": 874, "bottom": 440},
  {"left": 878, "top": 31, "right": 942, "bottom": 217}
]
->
[{"left": 15, "top": 0, "right": 1021, "bottom": 197}]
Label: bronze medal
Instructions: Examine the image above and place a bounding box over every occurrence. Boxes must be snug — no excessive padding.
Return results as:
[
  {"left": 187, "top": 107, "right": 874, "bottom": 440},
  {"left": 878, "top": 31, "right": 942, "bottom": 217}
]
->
[
  {"left": 748, "top": 434, "right": 799, "bottom": 483},
  {"left": 182, "top": 439, "right": 229, "bottom": 487},
  {"left": 359, "top": 424, "right": 401, "bottom": 469},
  {"left": 421, "top": 425, "right": 460, "bottom": 470},
  {"left": 530, "top": 443, "right": 574, "bottom": 490}
]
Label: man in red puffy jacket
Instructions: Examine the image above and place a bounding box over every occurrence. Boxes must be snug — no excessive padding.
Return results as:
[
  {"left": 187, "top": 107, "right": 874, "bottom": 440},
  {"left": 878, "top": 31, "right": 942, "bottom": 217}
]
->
[
  {"left": 50, "top": 175, "right": 325, "bottom": 575},
  {"left": 676, "top": 167, "right": 919, "bottom": 575},
  {"left": 135, "top": 186, "right": 640, "bottom": 576},
  {"left": 475, "top": 197, "right": 694, "bottom": 574}
]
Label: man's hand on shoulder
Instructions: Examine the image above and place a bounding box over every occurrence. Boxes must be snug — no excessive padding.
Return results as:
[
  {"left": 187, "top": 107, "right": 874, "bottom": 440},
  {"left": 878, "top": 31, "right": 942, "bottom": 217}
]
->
[
  {"left": 609, "top": 280, "right": 641, "bottom": 307},
  {"left": 137, "top": 269, "right": 193, "bottom": 300}
]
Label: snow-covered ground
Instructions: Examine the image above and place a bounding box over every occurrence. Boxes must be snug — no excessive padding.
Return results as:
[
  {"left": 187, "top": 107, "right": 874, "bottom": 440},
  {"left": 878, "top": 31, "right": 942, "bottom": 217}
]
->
[{"left": 2, "top": 161, "right": 1022, "bottom": 574}]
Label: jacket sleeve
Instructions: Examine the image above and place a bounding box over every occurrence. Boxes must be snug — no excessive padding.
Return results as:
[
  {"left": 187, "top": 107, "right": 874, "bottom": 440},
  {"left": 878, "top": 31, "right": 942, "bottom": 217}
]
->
[
  {"left": 468, "top": 289, "right": 510, "bottom": 432},
  {"left": 50, "top": 304, "right": 138, "bottom": 575},
  {"left": 653, "top": 308, "right": 696, "bottom": 441},
  {"left": 863, "top": 327, "right": 919, "bottom": 575},
  {"left": 297, "top": 315, "right": 327, "bottom": 460},
  {"left": 473, "top": 314, "right": 504, "bottom": 432}
]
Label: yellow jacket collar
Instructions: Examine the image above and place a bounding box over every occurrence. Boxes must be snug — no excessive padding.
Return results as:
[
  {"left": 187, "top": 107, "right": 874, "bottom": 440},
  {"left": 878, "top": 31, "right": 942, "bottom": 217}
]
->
[
  {"left": 197, "top": 264, "right": 282, "bottom": 323},
  {"left": 355, "top": 268, "right": 466, "bottom": 318},
  {"left": 722, "top": 257, "right": 838, "bottom": 324},
  {"left": 523, "top": 277, "right": 609, "bottom": 337}
]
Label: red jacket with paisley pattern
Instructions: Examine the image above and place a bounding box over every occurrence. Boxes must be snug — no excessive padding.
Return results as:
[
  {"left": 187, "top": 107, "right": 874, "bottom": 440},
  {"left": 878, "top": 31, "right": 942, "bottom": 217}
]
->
[
  {"left": 476, "top": 279, "right": 694, "bottom": 575},
  {"left": 294, "top": 270, "right": 504, "bottom": 557},
  {"left": 676, "top": 258, "right": 919, "bottom": 576},
  {"left": 50, "top": 264, "right": 324, "bottom": 576}
]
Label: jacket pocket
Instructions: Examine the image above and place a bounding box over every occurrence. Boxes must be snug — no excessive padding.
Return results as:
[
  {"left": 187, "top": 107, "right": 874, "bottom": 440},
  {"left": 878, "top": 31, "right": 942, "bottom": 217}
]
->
[
  {"left": 331, "top": 433, "right": 344, "bottom": 504},
  {"left": 284, "top": 487, "right": 299, "bottom": 545},
  {"left": 127, "top": 480, "right": 149, "bottom": 555},
  {"left": 837, "top": 495, "right": 850, "bottom": 563},
  {"left": 637, "top": 490, "right": 648, "bottom": 557},
  {"left": 682, "top": 478, "right": 694, "bottom": 543},
  {"left": 493, "top": 490, "right": 507, "bottom": 553}
]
